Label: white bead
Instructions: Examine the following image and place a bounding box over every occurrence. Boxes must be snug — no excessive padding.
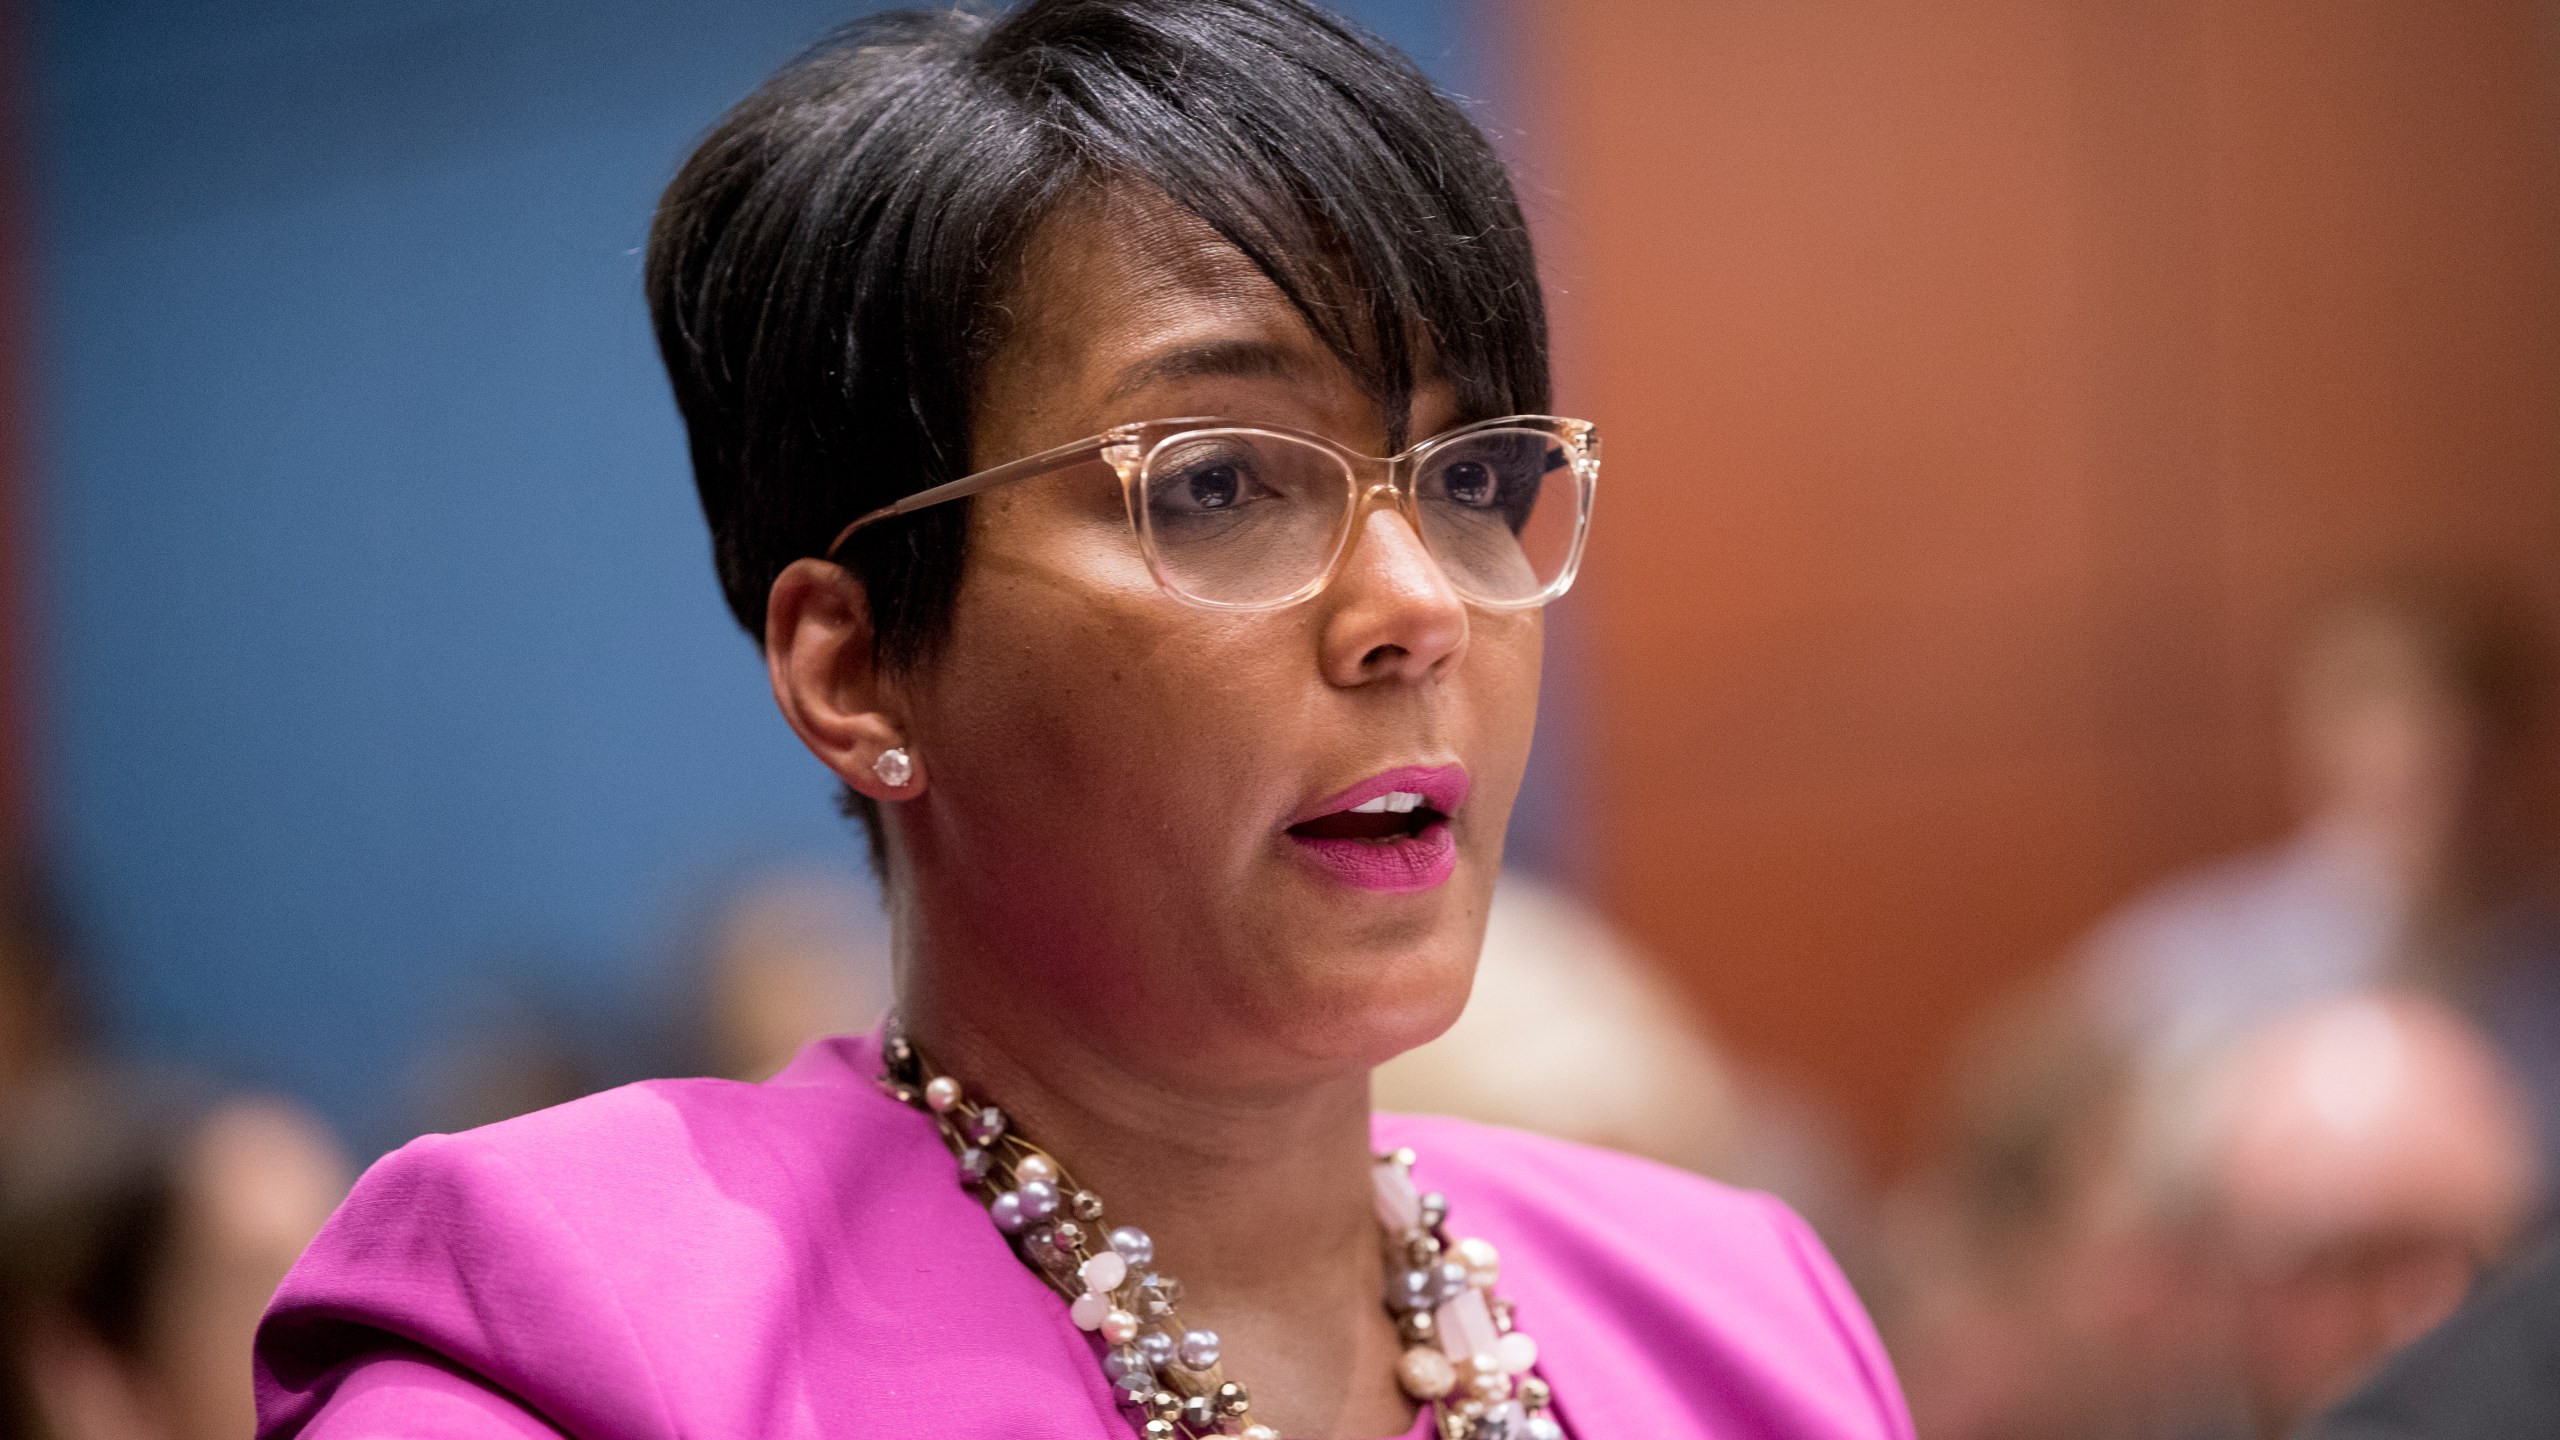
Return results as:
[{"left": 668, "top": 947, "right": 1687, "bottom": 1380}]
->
[
  {"left": 1438, "top": 1290, "right": 1500, "bottom": 1363},
  {"left": 1100, "top": 1309, "right": 1140, "bottom": 1345},
  {"left": 1014, "top": 1153, "right": 1059, "bottom": 1186},
  {"left": 1454, "top": 1236, "right": 1501, "bottom": 1289},
  {"left": 1372, "top": 1160, "right": 1423, "bottom": 1233},
  {"left": 1498, "top": 1330, "right": 1538, "bottom": 1375},
  {"left": 1240, "top": 1427, "right": 1280, "bottom": 1440},
  {"left": 1070, "top": 1291, "right": 1109, "bottom": 1331},
  {"left": 922, "top": 1076, "right": 961, "bottom": 1112},
  {"left": 1080, "top": 1250, "right": 1129, "bottom": 1293},
  {"left": 1397, "top": 1346, "right": 1456, "bottom": 1400}
]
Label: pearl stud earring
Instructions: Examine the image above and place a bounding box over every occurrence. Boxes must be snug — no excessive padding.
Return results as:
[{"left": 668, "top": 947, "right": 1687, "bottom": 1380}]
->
[{"left": 873, "top": 747, "right": 914, "bottom": 788}]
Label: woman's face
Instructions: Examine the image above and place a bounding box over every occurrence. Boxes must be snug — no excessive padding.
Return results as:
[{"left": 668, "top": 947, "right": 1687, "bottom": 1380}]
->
[{"left": 884, "top": 189, "right": 1544, "bottom": 1087}]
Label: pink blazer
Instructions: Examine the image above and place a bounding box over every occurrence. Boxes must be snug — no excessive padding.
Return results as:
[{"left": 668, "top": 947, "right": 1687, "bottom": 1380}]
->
[{"left": 256, "top": 1032, "right": 1912, "bottom": 1439}]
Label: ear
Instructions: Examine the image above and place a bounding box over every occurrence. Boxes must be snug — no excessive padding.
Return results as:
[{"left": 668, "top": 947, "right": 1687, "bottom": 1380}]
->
[{"left": 766, "top": 558, "right": 926, "bottom": 803}]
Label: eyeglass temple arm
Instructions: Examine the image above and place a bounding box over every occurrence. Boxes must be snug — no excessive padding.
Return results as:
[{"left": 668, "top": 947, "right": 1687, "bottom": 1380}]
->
[{"left": 822, "top": 433, "right": 1113, "bottom": 561}]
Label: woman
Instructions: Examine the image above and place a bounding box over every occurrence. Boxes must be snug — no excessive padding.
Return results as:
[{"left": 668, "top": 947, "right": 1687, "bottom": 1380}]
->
[{"left": 255, "top": 2, "right": 1912, "bottom": 1437}]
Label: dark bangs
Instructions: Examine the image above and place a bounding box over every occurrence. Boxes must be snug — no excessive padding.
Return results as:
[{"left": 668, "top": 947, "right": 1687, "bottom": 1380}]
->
[{"left": 646, "top": 0, "right": 1550, "bottom": 663}]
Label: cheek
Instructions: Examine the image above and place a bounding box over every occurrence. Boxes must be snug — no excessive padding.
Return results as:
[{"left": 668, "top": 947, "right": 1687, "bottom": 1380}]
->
[
  {"left": 1461, "top": 614, "right": 1546, "bottom": 821},
  {"left": 918, "top": 568, "right": 1288, "bottom": 885}
]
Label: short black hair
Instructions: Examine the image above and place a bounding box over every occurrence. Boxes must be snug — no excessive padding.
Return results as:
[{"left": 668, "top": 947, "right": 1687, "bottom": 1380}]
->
[{"left": 646, "top": 0, "right": 1549, "bottom": 860}]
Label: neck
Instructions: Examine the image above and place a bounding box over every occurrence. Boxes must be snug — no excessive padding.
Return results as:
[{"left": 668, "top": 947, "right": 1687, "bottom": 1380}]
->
[{"left": 899, "top": 959, "right": 1416, "bottom": 1437}]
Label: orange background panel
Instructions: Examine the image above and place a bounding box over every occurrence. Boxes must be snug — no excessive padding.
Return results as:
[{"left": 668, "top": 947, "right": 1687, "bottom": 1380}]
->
[{"left": 1518, "top": 0, "right": 2560, "bottom": 1172}]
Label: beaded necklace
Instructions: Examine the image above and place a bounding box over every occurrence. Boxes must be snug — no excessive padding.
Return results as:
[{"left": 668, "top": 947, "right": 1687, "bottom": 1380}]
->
[{"left": 880, "top": 1022, "right": 1565, "bottom": 1440}]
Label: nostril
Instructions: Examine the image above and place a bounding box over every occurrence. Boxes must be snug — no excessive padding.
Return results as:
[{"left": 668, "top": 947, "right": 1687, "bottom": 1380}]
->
[{"left": 1362, "top": 643, "right": 1408, "bottom": 669}]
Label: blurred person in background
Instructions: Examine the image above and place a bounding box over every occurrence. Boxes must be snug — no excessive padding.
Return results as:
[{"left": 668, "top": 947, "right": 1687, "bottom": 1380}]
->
[
  {"left": 1882, "top": 988, "right": 2212, "bottom": 1440},
  {"left": 683, "top": 866, "right": 890, "bottom": 1084},
  {"left": 2075, "top": 577, "right": 2560, "bottom": 1172},
  {"left": 1374, "top": 873, "right": 1867, "bottom": 1258},
  {"left": 0, "top": 871, "right": 83, "bottom": 1126},
  {"left": 2301, "top": 1233, "right": 2560, "bottom": 1440},
  {"left": 2152, "top": 992, "right": 2539, "bottom": 1435},
  {"left": 0, "top": 1076, "right": 349, "bottom": 1440},
  {"left": 1889, "top": 987, "right": 2539, "bottom": 1440}
]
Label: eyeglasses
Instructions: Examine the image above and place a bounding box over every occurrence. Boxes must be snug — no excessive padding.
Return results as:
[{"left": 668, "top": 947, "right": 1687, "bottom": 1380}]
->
[{"left": 825, "top": 414, "right": 1599, "bottom": 612}]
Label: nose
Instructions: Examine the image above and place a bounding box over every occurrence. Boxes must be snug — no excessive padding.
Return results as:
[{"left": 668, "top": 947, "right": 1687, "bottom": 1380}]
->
[{"left": 1317, "top": 498, "right": 1468, "bottom": 687}]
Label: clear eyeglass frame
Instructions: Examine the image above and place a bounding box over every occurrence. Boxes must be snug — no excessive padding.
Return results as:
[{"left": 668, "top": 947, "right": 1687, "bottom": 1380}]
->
[{"left": 821, "top": 413, "right": 1601, "bottom": 613}]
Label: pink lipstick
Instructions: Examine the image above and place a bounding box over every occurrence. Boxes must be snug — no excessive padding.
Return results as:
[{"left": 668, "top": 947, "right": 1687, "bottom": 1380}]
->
[{"left": 1284, "top": 764, "right": 1470, "bottom": 893}]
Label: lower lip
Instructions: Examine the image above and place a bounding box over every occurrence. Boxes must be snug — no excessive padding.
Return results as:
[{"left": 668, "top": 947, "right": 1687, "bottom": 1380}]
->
[{"left": 1287, "top": 822, "right": 1458, "bottom": 893}]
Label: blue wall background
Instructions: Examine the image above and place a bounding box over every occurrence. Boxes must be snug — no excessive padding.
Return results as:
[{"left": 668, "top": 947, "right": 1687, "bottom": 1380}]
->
[{"left": 31, "top": 0, "right": 1494, "bottom": 1154}]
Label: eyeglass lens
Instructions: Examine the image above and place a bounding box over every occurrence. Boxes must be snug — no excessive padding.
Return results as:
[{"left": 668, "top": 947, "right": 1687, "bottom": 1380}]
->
[{"left": 1136, "top": 427, "right": 1583, "bottom": 608}]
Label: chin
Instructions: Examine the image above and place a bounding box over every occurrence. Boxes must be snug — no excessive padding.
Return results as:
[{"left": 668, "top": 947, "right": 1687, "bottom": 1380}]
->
[{"left": 1251, "top": 933, "right": 1480, "bottom": 1074}]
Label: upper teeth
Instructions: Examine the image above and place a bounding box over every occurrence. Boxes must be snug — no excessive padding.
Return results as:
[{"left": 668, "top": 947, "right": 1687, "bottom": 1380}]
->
[{"left": 1351, "top": 791, "right": 1425, "bottom": 814}]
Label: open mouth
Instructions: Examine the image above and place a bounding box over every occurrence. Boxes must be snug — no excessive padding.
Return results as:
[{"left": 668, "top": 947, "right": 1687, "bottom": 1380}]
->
[
  {"left": 1283, "top": 765, "right": 1469, "bottom": 893},
  {"left": 1284, "top": 790, "right": 1449, "bottom": 844}
]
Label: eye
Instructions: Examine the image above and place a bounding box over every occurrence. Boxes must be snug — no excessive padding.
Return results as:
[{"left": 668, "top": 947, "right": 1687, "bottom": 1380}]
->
[
  {"left": 1423, "top": 433, "right": 1552, "bottom": 525},
  {"left": 1146, "top": 439, "right": 1274, "bottom": 517},
  {"left": 1183, "top": 461, "right": 1243, "bottom": 510},
  {"left": 1440, "top": 459, "right": 1496, "bottom": 507}
]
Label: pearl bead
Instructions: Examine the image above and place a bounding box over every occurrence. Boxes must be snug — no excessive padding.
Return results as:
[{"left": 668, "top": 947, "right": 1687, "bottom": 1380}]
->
[
  {"left": 1497, "top": 1330, "right": 1539, "bottom": 1375},
  {"left": 1397, "top": 1346, "right": 1456, "bottom": 1400},
  {"left": 1070, "top": 1291, "right": 1108, "bottom": 1331},
  {"left": 1435, "top": 1259, "right": 1473, "bottom": 1304},
  {"left": 1176, "top": 1328, "right": 1221, "bottom": 1371},
  {"left": 922, "top": 1076, "right": 962, "bottom": 1112},
  {"left": 1080, "top": 1251, "right": 1128, "bottom": 1293},
  {"left": 1108, "top": 1225, "right": 1155, "bottom": 1268},
  {"left": 1241, "top": 1426, "right": 1281, "bottom": 1440},
  {"left": 1100, "top": 1309, "right": 1140, "bottom": 1345},
  {"left": 1136, "top": 1329, "right": 1176, "bottom": 1369},
  {"left": 1525, "top": 1417, "right": 1565, "bottom": 1440},
  {"left": 1102, "top": 1344, "right": 1149, "bottom": 1383},
  {"left": 1391, "top": 1268, "right": 1438, "bottom": 1312},
  {"left": 1017, "top": 1179, "right": 1060, "bottom": 1222},
  {"left": 1014, "top": 1152, "right": 1058, "bottom": 1186},
  {"left": 1454, "top": 1236, "right": 1501, "bottom": 1289},
  {"left": 988, "top": 1192, "right": 1026, "bottom": 1234}
]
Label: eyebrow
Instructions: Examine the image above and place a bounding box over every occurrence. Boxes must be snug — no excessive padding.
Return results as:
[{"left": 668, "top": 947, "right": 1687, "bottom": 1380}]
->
[{"left": 1102, "top": 339, "right": 1323, "bottom": 406}]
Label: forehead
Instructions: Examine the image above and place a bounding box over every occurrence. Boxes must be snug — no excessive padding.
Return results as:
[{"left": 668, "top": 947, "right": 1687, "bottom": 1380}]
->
[{"left": 974, "top": 186, "right": 1394, "bottom": 451}]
